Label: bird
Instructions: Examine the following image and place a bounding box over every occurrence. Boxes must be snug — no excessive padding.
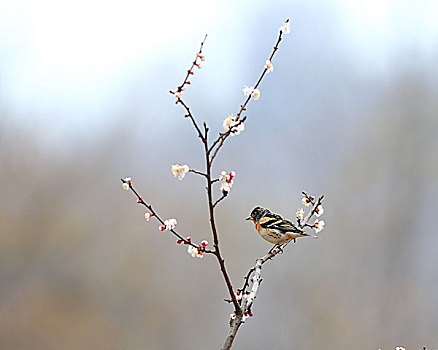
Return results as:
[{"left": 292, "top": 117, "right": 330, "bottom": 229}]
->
[{"left": 246, "top": 206, "right": 317, "bottom": 251}]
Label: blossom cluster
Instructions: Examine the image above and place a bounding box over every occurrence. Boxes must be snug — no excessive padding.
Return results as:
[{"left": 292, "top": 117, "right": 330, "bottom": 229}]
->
[
  {"left": 159, "top": 218, "right": 177, "bottom": 231},
  {"left": 220, "top": 171, "right": 235, "bottom": 194},
  {"left": 177, "top": 237, "right": 209, "bottom": 259},
  {"left": 296, "top": 195, "right": 325, "bottom": 234},
  {"left": 223, "top": 114, "right": 245, "bottom": 136},
  {"left": 188, "top": 245, "right": 204, "bottom": 258}
]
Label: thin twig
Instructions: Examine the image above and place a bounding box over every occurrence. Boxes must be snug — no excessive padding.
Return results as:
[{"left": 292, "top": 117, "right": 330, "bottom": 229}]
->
[
  {"left": 175, "top": 34, "right": 207, "bottom": 93},
  {"left": 177, "top": 98, "right": 205, "bottom": 142},
  {"left": 189, "top": 169, "right": 208, "bottom": 178},
  {"left": 210, "top": 117, "right": 246, "bottom": 164},
  {"left": 120, "top": 179, "right": 214, "bottom": 254},
  {"left": 213, "top": 192, "right": 228, "bottom": 209},
  {"left": 210, "top": 26, "right": 285, "bottom": 164}
]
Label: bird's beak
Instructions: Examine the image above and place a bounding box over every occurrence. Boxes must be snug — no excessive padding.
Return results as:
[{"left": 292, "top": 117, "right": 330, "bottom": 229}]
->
[{"left": 246, "top": 216, "right": 252, "bottom": 221}]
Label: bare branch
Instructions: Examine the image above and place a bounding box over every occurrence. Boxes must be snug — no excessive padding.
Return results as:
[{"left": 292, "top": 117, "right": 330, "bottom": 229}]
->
[
  {"left": 177, "top": 98, "right": 206, "bottom": 143},
  {"left": 213, "top": 192, "right": 228, "bottom": 209},
  {"left": 188, "top": 169, "right": 208, "bottom": 178}
]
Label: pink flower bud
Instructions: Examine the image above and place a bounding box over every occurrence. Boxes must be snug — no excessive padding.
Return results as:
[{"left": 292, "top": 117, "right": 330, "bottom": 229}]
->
[{"left": 177, "top": 239, "right": 182, "bottom": 244}]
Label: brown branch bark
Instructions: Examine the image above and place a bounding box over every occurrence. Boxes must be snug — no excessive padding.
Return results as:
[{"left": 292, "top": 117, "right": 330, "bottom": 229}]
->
[{"left": 204, "top": 143, "right": 241, "bottom": 313}]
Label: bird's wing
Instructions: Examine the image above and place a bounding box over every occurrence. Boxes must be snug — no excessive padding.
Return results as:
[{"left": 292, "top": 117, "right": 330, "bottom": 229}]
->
[
  {"left": 258, "top": 213, "right": 301, "bottom": 232},
  {"left": 275, "top": 219, "right": 304, "bottom": 233},
  {"left": 259, "top": 214, "right": 303, "bottom": 233}
]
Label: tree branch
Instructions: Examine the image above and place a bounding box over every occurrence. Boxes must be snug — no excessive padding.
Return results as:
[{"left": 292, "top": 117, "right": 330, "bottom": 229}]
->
[
  {"left": 189, "top": 169, "right": 208, "bottom": 178},
  {"left": 177, "top": 98, "right": 206, "bottom": 143},
  {"left": 204, "top": 145, "right": 241, "bottom": 313}
]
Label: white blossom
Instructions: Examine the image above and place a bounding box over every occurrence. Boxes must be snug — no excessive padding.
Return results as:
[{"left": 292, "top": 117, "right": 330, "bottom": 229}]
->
[
  {"left": 220, "top": 171, "right": 236, "bottom": 194},
  {"left": 251, "top": 88, "right": 260, "bottom": 100},
  {"left": 395, "top": 347, "right": 406, "bottom": 350},
  {"left": 174, "top": 91, "right": 181, "bottom": 99},
  {"left": 122, "top": 177, "right": 131, "bottom": 190},
  {"left": 243, "top": 85, "right": 261, "bottom": 100},
  {"left": 220, "top": 182, "right": 231, "bottom": 194},
  {"left": 313, "top": 219, "right": 325, "bottom": 233},
  {"left": 144, "top": 213, "right": 152, "bottom": 221},
  {"left": 164, "top": 218, "right": 177, "bottom": 230},
  {"left": 296, "top": 208, "right": 304, "bottom": 220},
  {"left": 159, "top": 218, "right": 177, "bottom": 231},
  {"left": 315, "top": 205, "right": 324, "bottom": 217},
  {"left": 223, "top": 114, "right": 245, "bottom": 136},
  {"left": 232, "top": 122, "right": 245, "bottom": 135},
  {"left": 279, "top": 19, "right": 291, "bottom": 34},
  {"left": 302, "top": 197, "right": 311, "bottom": 208},
  {"left": 171, "top": 164, "right": 189, "bottom": 180},
  {"left": 187, "top": 245, "right": 204, "bottom": 258},
  {"left": 223, "top": 114, "right": 234, "bottom": 130},
  {"left": 264, "top": 59, "right": 274, "bottom": 73}
]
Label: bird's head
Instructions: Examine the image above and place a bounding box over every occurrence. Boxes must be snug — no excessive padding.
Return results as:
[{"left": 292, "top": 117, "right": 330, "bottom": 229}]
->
[{"left": 246, "top": 206, "right": 269, "bottom": 223}]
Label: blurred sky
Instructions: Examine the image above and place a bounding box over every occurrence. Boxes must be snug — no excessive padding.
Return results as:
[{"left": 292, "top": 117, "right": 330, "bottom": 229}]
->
[
  {"left": 1, "top": 0, "right": 438, "bottom": 349},
  {"left": 1, "top": 0, "right": 437, "bottom": 138}
]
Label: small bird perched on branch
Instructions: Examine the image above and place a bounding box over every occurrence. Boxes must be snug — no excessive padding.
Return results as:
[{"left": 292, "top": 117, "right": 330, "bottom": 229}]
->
[{"left": 246, "top": 206, "right": 317, "bottom": 251}]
